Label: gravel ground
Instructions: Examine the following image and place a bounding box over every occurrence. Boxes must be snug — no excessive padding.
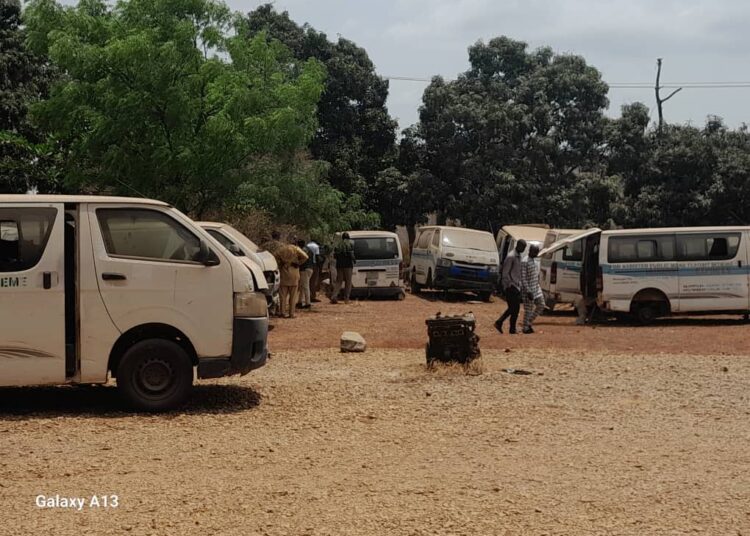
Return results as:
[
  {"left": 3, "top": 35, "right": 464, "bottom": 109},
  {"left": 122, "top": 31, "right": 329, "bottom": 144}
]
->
[{"left": 2, "top": 344, "right": 750, "bottom": 535}]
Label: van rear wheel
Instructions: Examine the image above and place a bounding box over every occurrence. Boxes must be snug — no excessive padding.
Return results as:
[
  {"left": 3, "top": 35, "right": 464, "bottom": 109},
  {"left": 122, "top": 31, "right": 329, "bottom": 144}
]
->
[
  {"left": 633, "top": 302, "right": 659, "bottom": 325},
  {"left": 116, "top": 339, "right": 193, "bottom": 411}
]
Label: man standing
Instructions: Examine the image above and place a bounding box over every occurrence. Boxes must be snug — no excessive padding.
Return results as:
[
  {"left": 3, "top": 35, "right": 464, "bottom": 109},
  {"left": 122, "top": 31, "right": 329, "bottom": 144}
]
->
[
  {"left": 276, "top": 241, "right": 308, "bottom": 319},
  {"left": 495, "top": 239, "right": 526, "bottom": 334},
  {"left": 297, "top": 239, "right": 314, "bottom": 309},
  {"left": 263, "top": 231, "right": 283, "bottom": 257},
  {"left": 521, "top": 244, "right": 545, "bottom": 334},
  {"left": 331, "top": 232, "right": 356, "bottom": 304},
  {"left": 306, "top": 239, "right": 322, "bottom": 302}
]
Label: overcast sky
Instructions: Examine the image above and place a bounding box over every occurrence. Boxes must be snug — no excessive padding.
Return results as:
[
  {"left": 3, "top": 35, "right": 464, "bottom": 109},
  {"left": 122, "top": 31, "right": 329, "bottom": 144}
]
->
[{"left": 223, "top": 0, "right": 750, "bottom": 132}]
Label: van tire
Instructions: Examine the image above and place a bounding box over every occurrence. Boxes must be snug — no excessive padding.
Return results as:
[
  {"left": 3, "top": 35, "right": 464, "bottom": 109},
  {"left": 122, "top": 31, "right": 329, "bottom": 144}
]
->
[
  {"left": 633, "top": 302, "right": 659, "bottom": 325},
  {"left": 116, "top": 339, "right": 193, "bottom": 411}
]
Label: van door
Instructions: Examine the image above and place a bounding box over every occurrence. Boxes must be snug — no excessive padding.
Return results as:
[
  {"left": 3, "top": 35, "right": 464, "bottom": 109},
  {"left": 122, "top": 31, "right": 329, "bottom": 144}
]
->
[
  {"left": 557, "top": 239, "right": 584, "bottom": 299},
  {"left": 89, "top": 205, "right": 234, "bottom": 358},
  {"left": 0, "top": 203, "right": 66, "bottom": 386},
  {"left": 579, "top": 231, "right": 602, "bottom": 301}
]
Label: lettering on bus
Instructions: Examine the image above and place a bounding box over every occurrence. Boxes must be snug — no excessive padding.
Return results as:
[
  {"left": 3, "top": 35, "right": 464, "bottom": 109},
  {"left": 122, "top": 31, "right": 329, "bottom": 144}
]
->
[{"left": 0, "top": 276, "right": 28, "bottom": 288}]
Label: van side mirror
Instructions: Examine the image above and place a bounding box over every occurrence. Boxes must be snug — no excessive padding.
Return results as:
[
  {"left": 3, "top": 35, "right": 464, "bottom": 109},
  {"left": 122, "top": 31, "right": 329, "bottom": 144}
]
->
[
  {"left": 196, "top": 240, "right": 220, "bottom": 266},
  {"left": 227, "top": 243, "right": 243, "bottom": 256}
]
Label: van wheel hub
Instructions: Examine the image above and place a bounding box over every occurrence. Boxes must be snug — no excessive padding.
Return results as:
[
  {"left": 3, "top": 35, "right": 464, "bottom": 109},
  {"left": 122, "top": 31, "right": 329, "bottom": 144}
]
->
[{"left": 137, "top": 358, "right": 173, "bottom": 393}]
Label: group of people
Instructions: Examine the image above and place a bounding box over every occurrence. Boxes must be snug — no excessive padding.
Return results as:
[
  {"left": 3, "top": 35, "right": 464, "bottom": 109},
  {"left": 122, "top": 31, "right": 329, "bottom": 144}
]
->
[
  {"left": 263, "top": 231, "right": 357, "bottom": 318},
  {"left": 495, "top": 239, "right": 546, "bottom": 335}
]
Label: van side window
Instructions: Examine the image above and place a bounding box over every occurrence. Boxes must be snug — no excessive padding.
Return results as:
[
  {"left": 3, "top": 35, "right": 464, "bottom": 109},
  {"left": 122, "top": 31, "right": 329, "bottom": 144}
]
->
[
  {"left": 562, "top": 240, "right": 583, "bottom": 261},
  {"left": 608, "top": 235, "right": 676, "bottom": 263},
  {"left": 416, "top": 230, "right": 432, "bottom": 249},
  {"left": 97, "top": 209, "right": 202, "bottom": 262},
  {"left": 206, "top": 229, "right": 241, "bottom": 254},
  {"left": 0, "top": 208, "right": 57, "bottom": 272},
  {"left": 677, "top": 233, "right": 740, "bottom": 261},
  {"left": 431, "top": 231, "right": 440, "bottom": 248}
]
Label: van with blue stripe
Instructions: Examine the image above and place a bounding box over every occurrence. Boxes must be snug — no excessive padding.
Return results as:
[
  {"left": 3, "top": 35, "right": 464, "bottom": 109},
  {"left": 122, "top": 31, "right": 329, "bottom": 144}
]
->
[
  {"left": 539, "top": 228, "right": 585, "bottom": 309},
  {"left": 573, "top": 227, "right": 750, "bottom": 323}
]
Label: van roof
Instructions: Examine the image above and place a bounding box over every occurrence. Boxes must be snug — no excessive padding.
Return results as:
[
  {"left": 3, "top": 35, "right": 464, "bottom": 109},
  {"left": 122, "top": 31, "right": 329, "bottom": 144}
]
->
[
  {"left": 603, "top": 226, "right": 750, "bottom": 235},
  {"left": 418, "top": 225, "right": 493, "bottom": 236},
  {"left": 343, "top": 230, "right": 400, "bottom": 239},
  {"left": 501, "top": 225, "right": 550, "bottom": 241},
  {"left": 0, "top": 194, "right": 169, "bottom": 206}
]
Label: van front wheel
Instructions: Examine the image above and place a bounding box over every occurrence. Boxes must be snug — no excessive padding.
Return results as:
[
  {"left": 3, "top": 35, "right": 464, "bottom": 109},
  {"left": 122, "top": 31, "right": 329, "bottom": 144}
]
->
[{"left": 116, "top": 339, "right": 193, "bottom": 411}]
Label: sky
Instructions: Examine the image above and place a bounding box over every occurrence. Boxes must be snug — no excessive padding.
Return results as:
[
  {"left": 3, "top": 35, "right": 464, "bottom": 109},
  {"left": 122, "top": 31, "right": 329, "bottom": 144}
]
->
[{"left": 224, "top": 0, "right": 750, "bottom": 132}]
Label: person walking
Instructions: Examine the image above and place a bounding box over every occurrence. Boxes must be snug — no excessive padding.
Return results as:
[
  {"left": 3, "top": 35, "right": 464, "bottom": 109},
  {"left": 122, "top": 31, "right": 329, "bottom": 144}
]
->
[
  {"left": 297, "top": 239, "right": 314, "bottom": 309},
  {"left": 495, "top": 239, "right": 526, "bottom": 334},
  {"left": 331, "top": 232, "right": 356, "bottom": 304},
  {"left": 521, "top": 244, "right": 545, "bottom": 334},
  {"left": 276, "top": 241, "right": 308, "bottom": 318}
]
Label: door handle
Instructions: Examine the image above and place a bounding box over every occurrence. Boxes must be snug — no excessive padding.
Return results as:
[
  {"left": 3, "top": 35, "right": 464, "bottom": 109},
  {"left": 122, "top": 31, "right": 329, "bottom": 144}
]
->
[
  {"left": 43, "top": 272, "right": 52, "bottom": 289},
  {"left": 102, "top": 273, "right": 127, "bottom": 281}
]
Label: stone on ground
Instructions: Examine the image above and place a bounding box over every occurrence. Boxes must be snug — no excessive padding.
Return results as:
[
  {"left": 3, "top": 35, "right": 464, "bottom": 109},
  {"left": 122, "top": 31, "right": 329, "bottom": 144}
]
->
[{"left": 341, "top": 331, "right": 366, "bottom": 353}]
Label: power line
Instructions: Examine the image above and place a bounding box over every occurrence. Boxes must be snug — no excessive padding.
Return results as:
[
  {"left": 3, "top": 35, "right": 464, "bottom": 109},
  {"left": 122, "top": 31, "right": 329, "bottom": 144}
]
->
[{"left": 383, "top": 75, "right": 750, "bottom": 89}]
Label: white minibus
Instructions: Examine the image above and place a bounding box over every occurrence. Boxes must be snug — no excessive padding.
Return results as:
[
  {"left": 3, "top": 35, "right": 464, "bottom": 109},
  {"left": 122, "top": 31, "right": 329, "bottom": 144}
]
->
[
  {"left": 198, "top": 221, "right": 280, "bottom": 308},
  {"left": 0, "top": 196, "right": 269, "bottom": 410},
  {"left": 539, "top": 228, "right": 585, "bottom": 309},
  {"left": 496, "top": 224, "right": 550, "bottom": 266},
  {"left": 409, "top": 225, "right": 499, "bottom": 301},
  {"left": 340, "top": 230, "right": 405, "bottom": 299},
  {"left": 551, "top": 226, "right": 750, "bottom": 323}
]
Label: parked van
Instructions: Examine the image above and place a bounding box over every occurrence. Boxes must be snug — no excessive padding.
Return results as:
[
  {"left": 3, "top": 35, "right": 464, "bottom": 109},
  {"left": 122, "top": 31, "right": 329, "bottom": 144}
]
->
[
  {"left": 0, "top": 196, "right": 268, "bottom": 410},
  {"left": 496, "top": 224, "right": 550, "bottom": 265},
  {"left": 335, "top": 231, "right": 404, "bottom": 299},
  {"left": 548, "top": 226, "right": 750, "bottom": 323},
  {"left": 409, "top": 225, "right": 499, "bottom": 301},
  {"left": 539, "top": 228, "right": 585, "bottom": 309},
  {"left": 198, "top": 222, "right": 280, "bottom": 308}
]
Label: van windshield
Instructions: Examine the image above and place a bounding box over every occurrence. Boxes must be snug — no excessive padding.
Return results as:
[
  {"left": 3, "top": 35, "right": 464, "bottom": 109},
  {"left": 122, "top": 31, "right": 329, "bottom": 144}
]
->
[
  {"left": 353, "top": 237, "right": 400, "bottom": 260},
  {"left": 441, "top": 229, "right": 496, "bottom": 252}
]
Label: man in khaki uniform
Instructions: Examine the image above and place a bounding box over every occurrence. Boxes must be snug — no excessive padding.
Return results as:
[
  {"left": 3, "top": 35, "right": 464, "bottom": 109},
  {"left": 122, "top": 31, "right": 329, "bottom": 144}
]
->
[{"left": 276, "top": 242, "right": 308, "bottom": 318}]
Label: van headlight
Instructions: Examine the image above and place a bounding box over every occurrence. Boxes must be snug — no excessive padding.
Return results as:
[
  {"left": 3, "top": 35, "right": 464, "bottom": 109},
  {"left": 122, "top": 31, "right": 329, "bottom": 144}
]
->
[
  {"left": 234, "top": 292, "right": 268, "bottom": 317},
  {"left": 488, "top": 265, "right": 499, "bottom": 273},
  {"left": 437, "top": 258, "right": 453, "bottom": 267}
]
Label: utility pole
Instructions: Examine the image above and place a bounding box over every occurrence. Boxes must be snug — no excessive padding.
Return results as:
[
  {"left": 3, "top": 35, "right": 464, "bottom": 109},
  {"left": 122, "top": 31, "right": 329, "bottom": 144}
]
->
[{"left": 655, "top": 58, "right": 682, "bottom": 133}]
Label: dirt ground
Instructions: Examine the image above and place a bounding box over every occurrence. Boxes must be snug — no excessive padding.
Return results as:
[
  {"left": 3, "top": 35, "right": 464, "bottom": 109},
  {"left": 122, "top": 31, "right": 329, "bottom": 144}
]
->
[{"left": 2, "top": 292, "right": 750, "bottom": 535}]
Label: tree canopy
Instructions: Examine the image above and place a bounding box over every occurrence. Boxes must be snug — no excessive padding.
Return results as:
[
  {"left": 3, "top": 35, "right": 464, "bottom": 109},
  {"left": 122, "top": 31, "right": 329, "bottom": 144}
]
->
[{"left": 244, "top": 5, "right": 398, "bottom": 200}]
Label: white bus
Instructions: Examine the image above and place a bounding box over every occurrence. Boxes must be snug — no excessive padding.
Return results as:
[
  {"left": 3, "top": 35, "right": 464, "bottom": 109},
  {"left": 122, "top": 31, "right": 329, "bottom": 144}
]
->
[
  {"left": 552, "top": 226, "right": 750, "bottom": 323},
  {"left": 409, "top": 225, "right": 499, "bottom": 301},
  {"left": 0, "top": 195, "right": 269, "bottom": 410},
  {"left": 539, "top": 229, "right": 585, "bottom": 309},
  {"left": 341, "top": 230, "right": 405, "bottom": 299}
]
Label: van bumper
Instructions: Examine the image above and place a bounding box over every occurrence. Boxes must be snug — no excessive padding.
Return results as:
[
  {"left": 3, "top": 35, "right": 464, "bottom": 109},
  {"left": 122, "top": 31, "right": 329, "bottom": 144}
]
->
[
  {"left": 197, "top": 317, "right": 268, "bottom": 379},
  {"left": 350, "top": 286, "right": 405, "bottom": 298},
  {"left": 434, "top": 267, "right": 496, "bottom": 292}
]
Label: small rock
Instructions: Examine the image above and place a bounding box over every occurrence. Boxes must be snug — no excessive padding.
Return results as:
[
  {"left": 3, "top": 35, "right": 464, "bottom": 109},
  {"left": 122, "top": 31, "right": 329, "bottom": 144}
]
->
[
  {"left": 504, "top": 348, "right": 511, "bottom": 353},
  {"left": 341, "top": 331, "right": 367, "bottom": 353},
  {"left": 722, "top": 366, "right": 729, "bottom": 372}
]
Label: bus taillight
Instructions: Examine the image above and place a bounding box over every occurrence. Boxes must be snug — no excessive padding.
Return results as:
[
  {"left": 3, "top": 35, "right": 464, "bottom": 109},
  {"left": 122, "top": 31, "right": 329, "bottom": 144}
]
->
[
  {"left": 550, "top": 262, "right": 558, "bottom": 285},
  {"left": 596, "top": 266, "right": 603, "bottom": 292}
]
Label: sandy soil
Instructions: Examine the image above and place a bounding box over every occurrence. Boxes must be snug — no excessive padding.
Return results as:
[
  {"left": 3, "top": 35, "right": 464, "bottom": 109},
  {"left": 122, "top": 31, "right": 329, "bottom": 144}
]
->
[{"left": 2, "top": 293, "right": 750, "bottom": 535}]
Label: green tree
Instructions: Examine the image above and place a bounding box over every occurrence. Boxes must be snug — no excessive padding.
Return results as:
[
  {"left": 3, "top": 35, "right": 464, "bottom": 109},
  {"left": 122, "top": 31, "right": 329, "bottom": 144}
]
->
[
  {"left": 0, "top": 0, "right": 58, "bottom": 193},
  {"left": 24, "top": 0, "right": 327, "bottom": 218},
  {"left": 244, "top": 5, "right": 398, "bottom": 199},
  {"left": 414, "top": 37, "right": 610, "bottom": 230}
]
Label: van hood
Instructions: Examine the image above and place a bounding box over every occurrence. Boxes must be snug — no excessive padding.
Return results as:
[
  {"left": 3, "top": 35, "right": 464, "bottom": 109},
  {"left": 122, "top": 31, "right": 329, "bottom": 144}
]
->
[
  {"left": 239, "top": 257, "right": 269, "bottom": 291},
  {"left": 255, "top": 250, "right": 278, "bottom": 272},
  {"left": 442, "top": 245, "right": 499, "bottom": 266}
]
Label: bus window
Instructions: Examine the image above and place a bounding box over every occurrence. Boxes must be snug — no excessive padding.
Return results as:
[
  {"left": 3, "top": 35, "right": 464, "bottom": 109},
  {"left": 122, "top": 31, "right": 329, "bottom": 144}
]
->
[{"left": 677, "top": 233, "right": 741, "bottom": 261}]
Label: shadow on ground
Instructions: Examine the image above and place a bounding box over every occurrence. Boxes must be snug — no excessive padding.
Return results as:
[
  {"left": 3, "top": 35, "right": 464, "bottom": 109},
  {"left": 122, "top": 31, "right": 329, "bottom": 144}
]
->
[{"left": 0, "top": 383, "right": 262, "bottom": 419}]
